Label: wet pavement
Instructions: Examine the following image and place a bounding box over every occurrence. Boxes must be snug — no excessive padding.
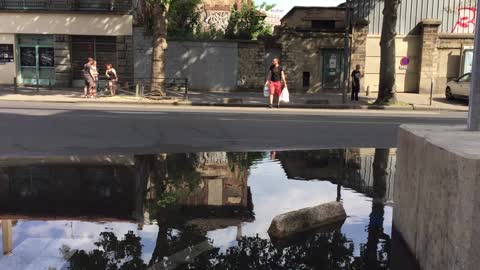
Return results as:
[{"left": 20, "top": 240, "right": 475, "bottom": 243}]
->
[{"left": 0, "top": 149, "right": 419, "bottom": 270}]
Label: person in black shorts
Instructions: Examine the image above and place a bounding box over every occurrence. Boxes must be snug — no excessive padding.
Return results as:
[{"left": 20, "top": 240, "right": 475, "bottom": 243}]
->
[
  {"left": 83, "top": 58, "right": 95, "bottom": 98},
  {"left": 106, "top": 64, "right": 119, "bottom": 96},
  {"left": 351, "top": 65, "right": 362, "bottom": 101}
]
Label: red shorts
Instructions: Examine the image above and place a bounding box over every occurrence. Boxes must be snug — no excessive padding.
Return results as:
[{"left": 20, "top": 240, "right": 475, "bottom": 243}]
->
[{"left": 269, "top": 81, "right": 282, "bottom": 96}]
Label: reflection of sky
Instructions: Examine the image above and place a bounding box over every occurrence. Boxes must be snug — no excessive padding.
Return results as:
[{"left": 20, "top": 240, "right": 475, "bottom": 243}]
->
[
  {"left": 0, "top": 221, "right": 158, "bottom": 270},
  {"left": 0, "top": 154, "right": 393, "bottom": 268},
  {"left": 208, "top": 158, "right": 393, "bottom": 256}
]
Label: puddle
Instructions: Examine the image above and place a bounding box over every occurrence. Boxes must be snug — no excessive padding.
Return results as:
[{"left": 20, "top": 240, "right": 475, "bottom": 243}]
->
[{"left": 0, "top": 149, "right": 418, "bottom": 270}]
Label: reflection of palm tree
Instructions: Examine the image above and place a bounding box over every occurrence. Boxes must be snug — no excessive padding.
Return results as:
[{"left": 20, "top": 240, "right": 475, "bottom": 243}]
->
[{"left": 355, "top": 148, "right": 391, "bottom": 269}]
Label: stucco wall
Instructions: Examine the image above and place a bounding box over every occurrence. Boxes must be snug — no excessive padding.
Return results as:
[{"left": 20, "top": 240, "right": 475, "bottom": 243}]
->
[
  {"left": 436, "top": 34, "right": 474, "bottom": 93},
  {"left": 0, "top": 34, "right": 16, "bottom": 85},
  {"left": 0, "top": 12, "right": 132, "bottom": 36},
  {"left": 364, "top": 35, "right": 422, "bottom": 93}
]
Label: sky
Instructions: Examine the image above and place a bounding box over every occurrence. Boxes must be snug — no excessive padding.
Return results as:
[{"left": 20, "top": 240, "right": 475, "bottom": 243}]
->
[{"left": 263, "top": 0, "right": 345, "bottom": 16}]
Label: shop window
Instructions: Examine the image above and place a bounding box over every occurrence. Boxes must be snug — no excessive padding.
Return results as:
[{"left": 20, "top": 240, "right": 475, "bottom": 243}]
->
[{"left": 72, "top": 36, "right": 117, "bottom": 80}]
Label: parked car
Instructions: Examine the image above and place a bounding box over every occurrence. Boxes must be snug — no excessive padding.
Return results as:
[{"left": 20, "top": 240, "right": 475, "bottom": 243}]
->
[{"left": 445, "top": 73, "right": 471, "bottom": 100}]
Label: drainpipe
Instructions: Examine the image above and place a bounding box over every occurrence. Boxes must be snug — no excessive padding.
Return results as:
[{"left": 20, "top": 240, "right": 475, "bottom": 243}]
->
[
  {"left": 467, "top": 0, "right": 480, "bottom": 130},
  {"left": 342, "top": 0, "right": 351, "bottom": 104}
]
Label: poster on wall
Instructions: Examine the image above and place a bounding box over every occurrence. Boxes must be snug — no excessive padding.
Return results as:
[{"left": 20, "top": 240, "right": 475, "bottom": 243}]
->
[{"left": 0, "top": 44, "right": 14, "bottom": 63}]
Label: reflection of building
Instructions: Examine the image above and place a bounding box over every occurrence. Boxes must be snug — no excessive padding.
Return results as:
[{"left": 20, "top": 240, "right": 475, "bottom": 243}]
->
[
  {"left": 277, "top": 149, "right": 396, "bottom": 201},
  {"left": 0, "top": 1, "right": 133, "bottom": 87},
  {"left": 0, "top": 156, "right": 140, "bottom": 220}
]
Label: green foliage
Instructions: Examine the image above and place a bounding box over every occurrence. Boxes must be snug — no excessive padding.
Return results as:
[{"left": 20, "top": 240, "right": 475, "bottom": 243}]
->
[
  {"left": 225, "top": 3, "right": 273, "bottom": 40},
  {"left": 167, "top": 0, "right": 202, "bottom": 38},
  {"left": 66, "top": 231, "right": 147, "bottom": 270}
]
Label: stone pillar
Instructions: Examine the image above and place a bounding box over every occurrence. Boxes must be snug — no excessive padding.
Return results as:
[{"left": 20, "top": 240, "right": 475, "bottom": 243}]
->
[
  {"left": 117, "top": 35, "right": 134, "bottom": 87},
  {"left": 351, "top": 19, "right": 369, "bottom": 92},
  {"left": 54, "top": 35, "right": 72, "bottom": 87},
  {"left": 418, "top": 19, "right": 441, "bottom": 94}
]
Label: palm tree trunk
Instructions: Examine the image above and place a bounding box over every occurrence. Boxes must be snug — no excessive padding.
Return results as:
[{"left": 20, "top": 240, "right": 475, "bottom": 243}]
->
[
  {"left": 376, "top": 0, "right": 400, "bottom": 104},
  {"left": 151, "top": 2, "right": 169, "bottom": 95}
]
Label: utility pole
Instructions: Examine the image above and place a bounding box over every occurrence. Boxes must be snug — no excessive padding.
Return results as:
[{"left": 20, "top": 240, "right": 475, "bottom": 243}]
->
[
  {"left": 342, "top": 0, "right": 351, "bottom": 104},
  {"left": 468, "top": 0, "right": 480, "bottom": 130}
]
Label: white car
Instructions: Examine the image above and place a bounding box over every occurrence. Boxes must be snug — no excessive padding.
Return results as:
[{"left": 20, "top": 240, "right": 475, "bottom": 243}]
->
[{"left": 445, "top": 73, "right": 471, "bottom": 100}]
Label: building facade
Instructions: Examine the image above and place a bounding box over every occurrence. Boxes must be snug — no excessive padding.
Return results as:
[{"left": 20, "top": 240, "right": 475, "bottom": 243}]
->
[
  {"left": 351, "top": 0, "right": 476, "bottom": 93},
  {"left": 0, "top": 0, "right": 134, "bottom": 87}
]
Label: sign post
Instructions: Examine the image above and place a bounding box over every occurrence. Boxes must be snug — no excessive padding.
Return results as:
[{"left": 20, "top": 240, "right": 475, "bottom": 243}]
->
[{"left": 467, "top": 0, "right": 480, "bottom": 130}]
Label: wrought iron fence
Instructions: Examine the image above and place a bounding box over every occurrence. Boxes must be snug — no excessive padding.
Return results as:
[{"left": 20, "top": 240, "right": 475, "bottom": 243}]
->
[{"left": 0, "top": 0, "right": 131, "bottom": 12}]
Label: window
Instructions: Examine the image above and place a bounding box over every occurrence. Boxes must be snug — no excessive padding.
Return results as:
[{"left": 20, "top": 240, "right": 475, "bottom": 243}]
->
[
  {"left": 311, "top": 20, "right": 336, "bottom": 30},
  {"left": 458, "top": 73, "right": 471, "bottom": 82},
  {"left": 303, "top": 72, "right": 310, "bottom": 87}
]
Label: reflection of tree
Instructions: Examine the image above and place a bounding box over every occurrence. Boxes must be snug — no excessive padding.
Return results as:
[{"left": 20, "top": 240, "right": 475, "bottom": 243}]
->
[
  {"left": 64, "top": 231, "right": 147, "bottom": 270},
  {"left": 353, "top": 148, "right": 391, "bottom": 269},
  {"left": 182, "top": 231, "right": 355, "bottom": 269}
]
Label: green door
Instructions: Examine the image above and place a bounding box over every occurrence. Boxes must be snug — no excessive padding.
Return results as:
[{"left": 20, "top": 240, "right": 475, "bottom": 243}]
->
[
  {"left": 17, "top": 35, "right": 55, "bottom": 86},
  {"left": 322, "top": 50, "right": 344, "bottom": 89}
]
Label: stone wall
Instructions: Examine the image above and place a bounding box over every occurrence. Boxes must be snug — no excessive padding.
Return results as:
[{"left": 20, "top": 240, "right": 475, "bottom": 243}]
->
[
  {"left": 436, "top": 34, "right": 474, "bottom": 93},
  {"left": 394, "top": 125, "right": 480, "bottom": 270},
  {"left": 54, "top": 35, "right": 72, "bottom": 87},
  {"left": 278, "top": 30, "right": 344, "bottom": 93},
  {"left": 237, "top": 41, "right": 266, "bottom": 90},
  {"left": 116, "top": 35, "right": 134, "bottom": 87}
]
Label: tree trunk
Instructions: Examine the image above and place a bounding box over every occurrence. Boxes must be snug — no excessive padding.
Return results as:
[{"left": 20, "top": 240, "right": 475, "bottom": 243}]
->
[
  {"left": 151, "top": 2, "right": 169, "bottom": 95},
  {"left": 376, "top": 0, "right": 400, "bottom": 104}
]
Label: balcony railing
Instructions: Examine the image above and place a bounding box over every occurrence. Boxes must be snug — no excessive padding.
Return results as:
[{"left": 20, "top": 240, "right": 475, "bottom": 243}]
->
[{"left": 0, "top": 0, "right": 131, "bottom": 13}]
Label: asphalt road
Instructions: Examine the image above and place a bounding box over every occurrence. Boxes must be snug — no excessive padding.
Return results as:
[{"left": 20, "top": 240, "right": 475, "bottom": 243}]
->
[{"left": 0, "top": 101, "right": 467, "bottom": 156}]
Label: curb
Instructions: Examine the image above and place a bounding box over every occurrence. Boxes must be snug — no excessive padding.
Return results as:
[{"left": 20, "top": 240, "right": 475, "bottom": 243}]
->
[{"left": 0, "top": 98, "right": 468, "bottom": 112}]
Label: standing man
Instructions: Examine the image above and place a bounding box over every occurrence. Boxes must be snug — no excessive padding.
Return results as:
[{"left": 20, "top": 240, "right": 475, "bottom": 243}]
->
[
  {"left": 83, "top": 58, "right": 95, "bottom": 98},
  {"left": 266, "top": 58, "right": 288, "bottom": 108},
  {"left": 351, "top": 65, "right": 362, "bottom": 101}
]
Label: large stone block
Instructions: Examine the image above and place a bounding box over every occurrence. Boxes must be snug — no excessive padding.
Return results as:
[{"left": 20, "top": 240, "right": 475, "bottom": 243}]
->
[
  {"left": 394, "top": 125, "right": 480, "bottom": 270},
  {"left": 268, "top": 201, "right": 347, "bottom": 239}
]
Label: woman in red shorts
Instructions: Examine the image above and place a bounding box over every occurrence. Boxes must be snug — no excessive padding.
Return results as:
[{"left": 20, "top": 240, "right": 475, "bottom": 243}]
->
[{"left": 265, "top": 58, "right": 288, "bottom": 108}]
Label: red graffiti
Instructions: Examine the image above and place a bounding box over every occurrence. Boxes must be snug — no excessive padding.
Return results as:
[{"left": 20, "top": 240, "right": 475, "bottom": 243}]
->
[{"left": 452, "top": 7, "right": 476, "bottom": 33}]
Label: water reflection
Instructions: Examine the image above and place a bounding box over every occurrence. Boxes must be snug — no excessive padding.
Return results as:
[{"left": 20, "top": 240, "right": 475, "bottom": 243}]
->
[{"left": 0, "top": 149, "right": 417, "bottom": 270}]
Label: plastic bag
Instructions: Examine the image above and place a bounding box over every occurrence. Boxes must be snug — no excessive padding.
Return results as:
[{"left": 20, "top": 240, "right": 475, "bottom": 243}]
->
[
  {"left": 280, "top": 87, "right": 290, "bottom": 103},
  {"left": 263, "top": 84, "right": 270, "bottom": 97}
]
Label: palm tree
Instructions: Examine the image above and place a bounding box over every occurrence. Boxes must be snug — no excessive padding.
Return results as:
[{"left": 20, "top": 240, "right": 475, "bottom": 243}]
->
[
  {"left": 147, "top": 0, "right": 171, "bottom": 96},
  {"left": 376, "top": 0, "right": 400, "bottom": 104}
]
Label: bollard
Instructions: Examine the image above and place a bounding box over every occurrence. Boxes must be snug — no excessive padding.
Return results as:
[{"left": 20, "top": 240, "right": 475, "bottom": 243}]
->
[
  {"left": 135, "top": 83, "right": 139, "bottom": 97},
  {"left": 430, "top": 79, "right": 434, "bottom": 106},
  {"left": 13, "top": 77, "right": 17, "bottom": 93},
  {"left": 366, "top": 85, "right": 370, "bottom": 96}
]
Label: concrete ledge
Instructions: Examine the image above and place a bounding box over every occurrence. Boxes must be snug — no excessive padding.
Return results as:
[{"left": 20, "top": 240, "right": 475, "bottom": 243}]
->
[{"left": 393, "top": 125, "right": 480, "bottom": 270}]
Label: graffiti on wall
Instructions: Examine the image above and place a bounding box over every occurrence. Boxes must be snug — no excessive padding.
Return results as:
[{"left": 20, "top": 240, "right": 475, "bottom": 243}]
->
[
  {"left": 204, "top": 11, "right": 231, "bottom": 31},
  {"left": 451, "top": 7, "right": 476, "bottom": 33}
]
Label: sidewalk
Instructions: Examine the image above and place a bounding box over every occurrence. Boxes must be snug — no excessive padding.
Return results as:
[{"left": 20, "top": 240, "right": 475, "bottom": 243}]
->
[{"left": 0, "top": 86, "right": 469, "bottom": 112}]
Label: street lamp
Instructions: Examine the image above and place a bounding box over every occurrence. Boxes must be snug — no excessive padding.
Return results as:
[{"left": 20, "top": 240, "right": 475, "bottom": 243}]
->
[{"left": 467, "top": 0, "right": 480, "bottom": 130}]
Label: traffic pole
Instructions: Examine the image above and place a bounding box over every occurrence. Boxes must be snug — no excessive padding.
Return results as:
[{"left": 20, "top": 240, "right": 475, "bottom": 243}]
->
[{"left": 467, "top": 0, "right": 480, "bottom": 130}]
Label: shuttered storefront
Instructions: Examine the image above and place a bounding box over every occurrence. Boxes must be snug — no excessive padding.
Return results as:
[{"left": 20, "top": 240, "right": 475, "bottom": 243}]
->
[{"left": 71, "top": 36, "right": 117, "bottom": 81}]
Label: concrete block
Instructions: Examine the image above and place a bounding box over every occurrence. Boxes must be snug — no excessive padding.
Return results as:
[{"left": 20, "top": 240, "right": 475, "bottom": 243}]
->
[
  {"left": 268, "top": 201, "right": 346, "bottom": 239},
  {"left": 394, "top": 125, "right": 480, "bottom": 270}
]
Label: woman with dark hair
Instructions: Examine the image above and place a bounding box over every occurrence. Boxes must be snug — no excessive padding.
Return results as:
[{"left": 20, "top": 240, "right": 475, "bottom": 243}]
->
[{"left": 106, "top": 64, "right": 118, "bottom": 96}]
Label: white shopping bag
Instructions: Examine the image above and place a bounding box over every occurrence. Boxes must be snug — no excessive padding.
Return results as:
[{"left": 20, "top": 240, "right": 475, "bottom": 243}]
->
[
  {"left": 263, "top": 84, "right": 270, "bottom": 97},
  {"left": 280, "top": 87, "right": 290, "bottom": 103}
]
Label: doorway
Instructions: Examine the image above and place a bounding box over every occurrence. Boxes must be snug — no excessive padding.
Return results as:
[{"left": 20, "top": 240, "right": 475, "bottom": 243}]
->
[
  {"left": 17, "top": 35, "right": 55, "bottom": 85},
  {"left": 322, "top": 50, "right": 343, "bottom": 89}
]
